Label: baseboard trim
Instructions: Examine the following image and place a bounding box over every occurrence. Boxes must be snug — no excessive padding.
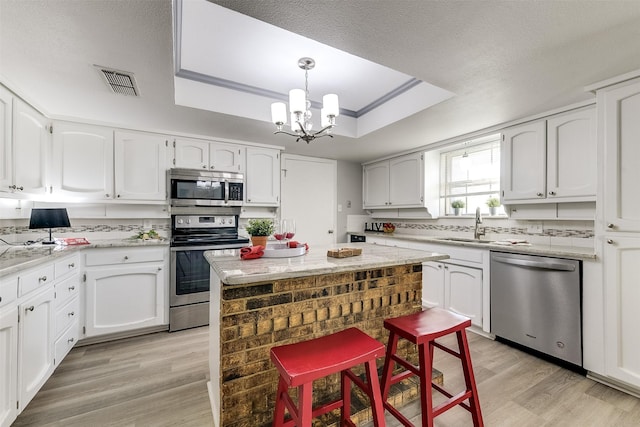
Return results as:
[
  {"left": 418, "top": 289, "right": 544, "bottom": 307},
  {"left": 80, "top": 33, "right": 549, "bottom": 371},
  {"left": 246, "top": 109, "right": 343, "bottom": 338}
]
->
[
  {"left": 587, "top": 372, "right": 640, "bottom": 398},
  {"left": 77, "top": 325, "right": 169, "bottom": 346}
]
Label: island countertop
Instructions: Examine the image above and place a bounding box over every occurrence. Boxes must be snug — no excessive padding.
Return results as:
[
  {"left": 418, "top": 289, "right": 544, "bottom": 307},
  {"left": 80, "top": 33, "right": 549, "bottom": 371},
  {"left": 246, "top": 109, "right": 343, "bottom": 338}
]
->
[{"left": 204, "top": 242, "right": 449, "bottom": 285}]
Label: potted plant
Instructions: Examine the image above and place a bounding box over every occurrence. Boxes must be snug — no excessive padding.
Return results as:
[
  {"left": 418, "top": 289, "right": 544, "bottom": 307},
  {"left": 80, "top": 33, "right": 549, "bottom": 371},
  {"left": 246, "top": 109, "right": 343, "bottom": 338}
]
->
[
  {"left": 486, "top": 197, "right": 501, "bottom": 216},
  {"left": 245, "top": 218, "right": 274, "bottom": 247},
  {"left": 451, "top": 199, "right": 465, "bottom": 216}
]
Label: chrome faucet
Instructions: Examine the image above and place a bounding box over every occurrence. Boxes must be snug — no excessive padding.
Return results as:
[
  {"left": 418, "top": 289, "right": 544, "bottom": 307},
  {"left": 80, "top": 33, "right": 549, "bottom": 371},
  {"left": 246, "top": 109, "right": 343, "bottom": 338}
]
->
[{"left": 474, "top": 207, "right": 485, "bottom": 240}]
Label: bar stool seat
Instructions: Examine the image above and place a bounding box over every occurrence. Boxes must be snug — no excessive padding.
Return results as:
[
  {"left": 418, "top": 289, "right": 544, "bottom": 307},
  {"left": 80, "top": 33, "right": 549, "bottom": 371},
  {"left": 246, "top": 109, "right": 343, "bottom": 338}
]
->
[
  {"left": 270, "top": 327, "right": 386, "bottom": 427},
  {"left": 381, "top": 308, "right": 483, "bottom": 427}
]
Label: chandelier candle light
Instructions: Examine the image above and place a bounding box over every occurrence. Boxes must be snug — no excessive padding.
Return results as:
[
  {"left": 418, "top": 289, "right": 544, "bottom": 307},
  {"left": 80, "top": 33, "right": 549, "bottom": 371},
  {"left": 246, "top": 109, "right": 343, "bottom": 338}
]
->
[{"left": 271, "top": 57, "right": 339, "bottom": 143}]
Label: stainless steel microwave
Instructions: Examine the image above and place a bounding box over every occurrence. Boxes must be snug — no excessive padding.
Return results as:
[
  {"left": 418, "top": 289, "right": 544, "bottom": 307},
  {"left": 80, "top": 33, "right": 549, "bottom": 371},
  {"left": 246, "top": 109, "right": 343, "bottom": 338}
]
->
[{"left": 169, "top": 169, "right": 244, "bottom": 207}]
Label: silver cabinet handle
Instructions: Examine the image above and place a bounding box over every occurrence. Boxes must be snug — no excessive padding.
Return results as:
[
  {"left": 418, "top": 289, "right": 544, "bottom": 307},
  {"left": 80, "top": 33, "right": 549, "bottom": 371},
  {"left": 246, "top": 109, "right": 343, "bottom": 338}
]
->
[
  {"left": 607, "top": 239, "right": 614, "bottom": 244},
  {"left": 548, "top": 191, "right": 556, "bottom": 196},
  {"left": 68, "top": 337, "right": 75, "bottom": 344},
  {"left": 157, "top": 267, "right": 162, "bottom": 271},
  {"left": 9, "top": 185, "right": 24, "bottom": 191},
  {"left": 117, "top": 194, "right": 121, "bottom": 198},
  {"left": 68, "top": 263, "right": 75, "bottom": 268},
  {"left": 106, "top": 193, "right": 110, "bottom": 197},
  {"left": 124, "top": 256, "right": 129, "bottom": 260},
  {"left": 536, "top": 192, "right": 544, "bottom": 197},
  {"left": 68, "top": 311, "right": 75, "bottom": 317},
  {"left": 202, "top": 165, "right": 207, "bottom": 169},
  {"left": 68, "top": 286, "right": 75, "bottom": 291},
  {"left": 607, "top": 223, "right": 615, "bottom": 229},
  {"left": 39, "top": 276, "right": 47, "bottom": 282},
  {"left": 26, "top": 306, "right": 34, "bottom": 312},
  {"left": 210, "top": 165, "right": 215, "bottom": 169},
  {"left": 438, "top": 264, "right": 443, "bottom": 269}
]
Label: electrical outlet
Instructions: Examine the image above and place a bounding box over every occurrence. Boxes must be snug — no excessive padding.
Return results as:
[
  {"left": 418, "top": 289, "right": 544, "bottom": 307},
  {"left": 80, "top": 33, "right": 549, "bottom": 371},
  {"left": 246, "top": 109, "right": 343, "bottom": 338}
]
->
[
  {"left": 337, "top": 204, "right": 343, "bottom": 212},
  {"left": 527, "top": 222, "right": 543, "bottom": 234}
]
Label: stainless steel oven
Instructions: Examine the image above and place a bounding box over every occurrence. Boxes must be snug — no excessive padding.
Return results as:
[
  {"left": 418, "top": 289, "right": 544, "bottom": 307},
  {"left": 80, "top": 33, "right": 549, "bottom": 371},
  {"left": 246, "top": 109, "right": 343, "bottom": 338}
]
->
[
  {"left": 169, "top": 168, "right": 244, "bottom": 207},
  {"left": 169, "top": 207, "right": 249, "bottom": 332}
]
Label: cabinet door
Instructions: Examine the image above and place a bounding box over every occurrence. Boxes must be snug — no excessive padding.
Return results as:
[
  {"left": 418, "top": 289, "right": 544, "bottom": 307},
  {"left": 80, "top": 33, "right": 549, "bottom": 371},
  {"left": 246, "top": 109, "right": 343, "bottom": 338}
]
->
[
  {"left": 501, "top": 121, "right": 546, "bottom": 202},
  {"left": 363, "top": 161, "right": 389, "bottom": 208},
  {"left": 85, "top": 263, "right": 164, "bottom": 337},
  {"left": 422, "top": 262, "right": 444, "bottom": 308},
  {"left": 547, "top": 107, "right": 596, "bottom": 200},
  {"left": 603, "top": 237, "right": 640, "bottom": 388},
  {"left": 600, "top": 79, "right": 640, "bottom": 232},
  {"left": 18, "top": 285, "right": 55, "bottom": 411},
  {"left": 0, "top": 87, "right": 12, "bottom": 192},
  {"left": 444, "top": 264, "right": 482, "bottom": 327},
  {"left": 12, "top": 99, "right": 49, "bottom": 195},
  {"left": 210, "top": 142, "right": 245, "bottom": 173},
  {"left": 173, "top": 138, "right": 209, "bottom": 170},
  {"left": 51, "top": 122, "right": 114, "bottom": 199},
  {"left": 245, "top": 147, "right": 280, "bottom": 206},
  {"left": 389, "top": 153, "right": 424, "bottom": 208},
  {"left": 114, "top": 131, "right": 168, "bottom": 200},
  {"left": 0, "top": 307, "right": 18, "bottom": 427}
]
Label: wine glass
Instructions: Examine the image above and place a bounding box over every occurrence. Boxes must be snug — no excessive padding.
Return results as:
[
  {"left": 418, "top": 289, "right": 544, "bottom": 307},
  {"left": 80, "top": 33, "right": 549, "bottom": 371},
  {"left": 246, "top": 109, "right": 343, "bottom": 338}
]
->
[{"left": 281, "top": 219, "right": 296, "bottom": 245}]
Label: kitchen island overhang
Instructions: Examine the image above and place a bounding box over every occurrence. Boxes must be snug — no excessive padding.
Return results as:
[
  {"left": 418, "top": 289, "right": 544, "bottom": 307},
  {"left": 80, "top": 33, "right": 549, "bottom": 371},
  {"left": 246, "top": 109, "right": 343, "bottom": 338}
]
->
[{"left": 205, "top": 243, "right": 449, "bottom": 427}]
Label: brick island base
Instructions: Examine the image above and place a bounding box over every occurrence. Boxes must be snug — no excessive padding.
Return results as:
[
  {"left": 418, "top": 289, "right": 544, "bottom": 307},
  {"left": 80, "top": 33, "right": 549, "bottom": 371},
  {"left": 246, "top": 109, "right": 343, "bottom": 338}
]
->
[{"left": 212, "top": 264, "right": 427, "bottom": 427}]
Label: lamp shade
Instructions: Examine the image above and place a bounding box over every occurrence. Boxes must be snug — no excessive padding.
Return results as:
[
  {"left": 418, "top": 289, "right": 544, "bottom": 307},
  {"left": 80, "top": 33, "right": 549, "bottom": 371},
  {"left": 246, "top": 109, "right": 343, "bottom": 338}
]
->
[
  {"left": 289, "top": 89, "right": 305, "bottom": 114},
  {"left": 323, "top": 94, "right": 339, "bottom": 117},
  {"left": 29, "top": 208, "right": 70, "bottom": 229},
  {"left": 271, "top": 102, "right": 287, "bottom": 125}
]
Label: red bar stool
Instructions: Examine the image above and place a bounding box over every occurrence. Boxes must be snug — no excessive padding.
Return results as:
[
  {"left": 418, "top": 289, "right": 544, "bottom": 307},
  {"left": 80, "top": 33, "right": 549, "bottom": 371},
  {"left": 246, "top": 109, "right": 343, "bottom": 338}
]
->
[
  {"left": 270, "top": 327, "right": 386, "bottom": 427},
  {"left": 380, "top": 308, "right": 483, "bottom": 427}
]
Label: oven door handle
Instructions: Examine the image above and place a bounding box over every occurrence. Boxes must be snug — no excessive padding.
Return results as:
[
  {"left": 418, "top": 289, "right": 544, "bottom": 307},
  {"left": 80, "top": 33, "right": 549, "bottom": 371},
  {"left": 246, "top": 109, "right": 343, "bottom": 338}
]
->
[{"left": 171, "top": 245, "right": 234, "bottom": 252}]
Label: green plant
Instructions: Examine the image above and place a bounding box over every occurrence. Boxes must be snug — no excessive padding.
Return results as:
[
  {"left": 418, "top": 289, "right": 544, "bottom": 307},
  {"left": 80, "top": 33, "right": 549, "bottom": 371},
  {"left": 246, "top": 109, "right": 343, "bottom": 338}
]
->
[
  {"left": 486, "top": 197, "right": 501, "bottom": 208},
  {"left": 451, "top": 199, "right": 465, "bottom": 208},
  {"left": 244, "top": 219, "right": 274, "bottom": 236}
]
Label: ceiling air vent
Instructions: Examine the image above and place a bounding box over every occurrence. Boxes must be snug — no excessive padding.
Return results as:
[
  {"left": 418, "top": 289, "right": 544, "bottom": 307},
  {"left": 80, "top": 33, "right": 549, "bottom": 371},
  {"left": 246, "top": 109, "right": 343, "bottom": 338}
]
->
[{"left": 95, "top": 66, "right": 140, "bottom": 96}]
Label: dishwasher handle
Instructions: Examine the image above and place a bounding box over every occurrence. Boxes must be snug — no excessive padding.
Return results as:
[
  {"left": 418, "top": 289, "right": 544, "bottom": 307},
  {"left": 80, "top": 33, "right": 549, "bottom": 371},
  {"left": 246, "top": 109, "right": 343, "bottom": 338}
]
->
[{"left": 492, "top": 255, "right": 576, "bottom": 271}]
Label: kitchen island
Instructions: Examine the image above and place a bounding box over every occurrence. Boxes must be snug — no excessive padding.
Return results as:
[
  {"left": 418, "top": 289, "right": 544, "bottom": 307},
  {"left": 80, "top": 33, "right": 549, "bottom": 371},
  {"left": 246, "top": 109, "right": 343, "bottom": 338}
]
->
[{"left": 205, "top": 242, "right": 448, "bottom": 427}]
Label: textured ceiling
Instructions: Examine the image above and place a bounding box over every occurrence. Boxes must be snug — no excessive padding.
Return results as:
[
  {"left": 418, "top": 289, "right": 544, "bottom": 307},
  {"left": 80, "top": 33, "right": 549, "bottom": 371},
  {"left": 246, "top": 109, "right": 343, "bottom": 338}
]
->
[{"left": 1, "top": 0, "right": 640, "bottom": 162}]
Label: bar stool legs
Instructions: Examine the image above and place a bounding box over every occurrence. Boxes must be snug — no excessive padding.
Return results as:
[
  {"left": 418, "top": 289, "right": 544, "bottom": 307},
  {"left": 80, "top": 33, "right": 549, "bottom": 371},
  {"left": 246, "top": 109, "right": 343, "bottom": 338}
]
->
[{"left": 381, "top": 308, "right": 483, "bottom": 427}]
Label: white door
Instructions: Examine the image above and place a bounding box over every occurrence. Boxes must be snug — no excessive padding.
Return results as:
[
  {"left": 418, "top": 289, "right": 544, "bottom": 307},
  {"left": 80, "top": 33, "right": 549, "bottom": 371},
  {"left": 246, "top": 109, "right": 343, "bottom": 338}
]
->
[
  {"left": 210, "top": 141, "right": 245, "bottom": 173},
  {"left": 281, "top": 154, "right": 336, "bottom": 246},
  {"left": 421, "top": 262, "right": 444, "bottom": 308},
  {"left": 445, "top": 264, "right": 483, "bottom": 327},
  {"left": 245, "top": 147, "right": 280, "bottom": 206},
  {"left": 173, "top": 138, "right": 209, "bottom": 170},
  {"left": 363, "top": 161, "right": 389, "bottom": 208},
  {"left": 389, "top": 152, "right": 424, "bottom": 207},
  {"left": 0, "top": 87, "right": 12, "bottom": 192},
  {"left": 501, "top": 120, "right": 546, "bottom": 202},
  {"left": 13, "top": 99, "right": 49, "bottom": 195}
]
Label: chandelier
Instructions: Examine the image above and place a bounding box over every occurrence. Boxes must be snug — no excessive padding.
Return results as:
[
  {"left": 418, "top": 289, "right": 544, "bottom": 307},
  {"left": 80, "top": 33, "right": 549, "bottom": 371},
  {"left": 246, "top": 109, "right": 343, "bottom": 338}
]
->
[{"left": 270, "top": 57, "right": 339, "bottom": 144}]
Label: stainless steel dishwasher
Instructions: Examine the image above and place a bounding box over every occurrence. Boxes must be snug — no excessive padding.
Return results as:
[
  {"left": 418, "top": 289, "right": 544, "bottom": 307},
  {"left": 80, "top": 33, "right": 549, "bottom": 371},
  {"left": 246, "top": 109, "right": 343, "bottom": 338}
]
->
[{"left": 490, "top": 252, "right": 582, "bottom": 366}]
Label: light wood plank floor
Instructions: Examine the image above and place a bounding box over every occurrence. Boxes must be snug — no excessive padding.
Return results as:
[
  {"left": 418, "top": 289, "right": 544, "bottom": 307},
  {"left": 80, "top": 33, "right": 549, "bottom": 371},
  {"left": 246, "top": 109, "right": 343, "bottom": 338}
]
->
[{"left": 13, "top": 327, "right": 640, "bottom": 426}]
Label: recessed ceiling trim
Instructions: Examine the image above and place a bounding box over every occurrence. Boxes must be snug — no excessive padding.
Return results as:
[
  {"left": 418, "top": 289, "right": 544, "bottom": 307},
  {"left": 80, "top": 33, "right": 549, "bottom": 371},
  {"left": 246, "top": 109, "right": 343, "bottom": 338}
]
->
[
  {"left": 357, "top": 78, "right": 422, "bottom": 117},
  {"left": 176, "top": 67, "right": 360, "bottom": 118}
]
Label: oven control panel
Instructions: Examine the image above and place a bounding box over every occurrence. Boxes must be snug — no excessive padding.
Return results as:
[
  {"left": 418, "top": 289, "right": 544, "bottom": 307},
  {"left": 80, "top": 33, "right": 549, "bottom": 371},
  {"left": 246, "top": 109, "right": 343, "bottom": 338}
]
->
[{"left": 173, "top": 215, "right": 236, "bottom": 229}]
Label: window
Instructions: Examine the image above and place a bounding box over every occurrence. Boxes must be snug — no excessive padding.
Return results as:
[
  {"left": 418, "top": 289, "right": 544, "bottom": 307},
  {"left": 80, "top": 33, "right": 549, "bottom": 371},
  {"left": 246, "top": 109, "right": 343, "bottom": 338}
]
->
[{"left": 440, "top": 135, "right": 502, "bottom": 215}]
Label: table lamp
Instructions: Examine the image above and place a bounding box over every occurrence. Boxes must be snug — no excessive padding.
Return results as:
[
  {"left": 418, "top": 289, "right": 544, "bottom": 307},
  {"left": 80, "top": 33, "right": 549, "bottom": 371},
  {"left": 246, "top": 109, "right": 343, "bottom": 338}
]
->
[{"left": 28, "top": 208, "right": 71, "bottom": 245}]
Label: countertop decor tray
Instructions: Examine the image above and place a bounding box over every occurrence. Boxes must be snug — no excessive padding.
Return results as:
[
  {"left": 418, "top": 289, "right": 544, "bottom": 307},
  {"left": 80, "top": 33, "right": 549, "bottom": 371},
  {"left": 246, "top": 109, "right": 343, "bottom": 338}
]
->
[
  {"left": 327, "top": 248, "right": 363, "bottom": 258},
  {"left": 263, "top": 245, "right": 306, "bottom": 258}
]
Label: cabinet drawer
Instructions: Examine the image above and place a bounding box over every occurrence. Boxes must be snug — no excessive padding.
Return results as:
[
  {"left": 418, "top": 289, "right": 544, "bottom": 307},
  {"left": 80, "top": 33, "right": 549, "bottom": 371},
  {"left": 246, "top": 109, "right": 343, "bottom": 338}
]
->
[
  {"left": 54, "top": 319, "right": 79, "bottom": 366},
  {"left": 55, "top": 296, "right": 79, "bottom": 338},
  {"left": 18, "top": 264, "right": 55, "bottom": 297},
  {"left": 0, "top": 275, "right": 18, "bottom": 308},
  {"left": 55, "top": 274, "right": 79, "bottom": 309},
  {"left": 54, "top": 254, "right": 80, "bottom": 280},
  {"left": 84, "top": 247, "right": 165, "bottom": 266}
]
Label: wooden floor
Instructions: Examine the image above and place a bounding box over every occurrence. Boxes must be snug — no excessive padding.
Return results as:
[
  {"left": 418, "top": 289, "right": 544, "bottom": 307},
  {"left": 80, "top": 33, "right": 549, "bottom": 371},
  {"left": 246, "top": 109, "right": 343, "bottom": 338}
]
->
[{"left": 13, "top": 327, "right": 640, "bottom": 426}]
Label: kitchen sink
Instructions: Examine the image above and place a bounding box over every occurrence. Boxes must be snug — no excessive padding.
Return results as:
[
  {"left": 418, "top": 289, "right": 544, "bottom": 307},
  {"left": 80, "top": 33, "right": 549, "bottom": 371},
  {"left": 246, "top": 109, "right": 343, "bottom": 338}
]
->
[{"left": 435, "top": 237, "right": 493, "bottom": 244}]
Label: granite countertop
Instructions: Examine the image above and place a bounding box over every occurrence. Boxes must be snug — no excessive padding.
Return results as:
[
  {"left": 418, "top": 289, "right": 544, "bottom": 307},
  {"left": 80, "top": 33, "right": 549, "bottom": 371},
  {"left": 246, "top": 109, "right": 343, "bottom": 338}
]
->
[
  {"left": 362, "top": 232, "right": 597, "bottom": 260},
  {"left": 205, "top": 242, "right": 449, "bottom": 285},
  {"left": 0, "top": 238, "right": 169, "bottom": 276}
]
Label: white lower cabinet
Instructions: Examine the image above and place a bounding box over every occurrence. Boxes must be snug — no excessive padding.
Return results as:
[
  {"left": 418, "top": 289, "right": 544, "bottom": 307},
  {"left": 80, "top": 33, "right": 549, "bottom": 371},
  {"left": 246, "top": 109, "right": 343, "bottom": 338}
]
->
[
  {"left": 0, "top": 307, "right": 18, "bottom": 427},
  {"left": 84, "top": 247, "right": 166, "bottom": 338},
  {"left": 422, "top": 262, "right": 483, "bottom": 328},
  {"left": 603, "top": 236, "right": 640, "bottom": 389},
  {"left": 17, "top": 285, "right": 55, "bottom": 412}
]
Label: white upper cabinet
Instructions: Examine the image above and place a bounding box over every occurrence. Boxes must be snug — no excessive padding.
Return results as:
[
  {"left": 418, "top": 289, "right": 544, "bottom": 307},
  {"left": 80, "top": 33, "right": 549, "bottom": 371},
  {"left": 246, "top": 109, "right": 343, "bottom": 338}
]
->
[
  {"left": 51, "top": 122, "right": 114, "bottom": 199},
  {"left": 363, "top": 162, "right": 389, "bottom": 208},
  {"left": 245, "top": 147, "right": 280, "bottom": 206},
  {"left": 12, "top": 99, "right": 49, "bottom": 195},
  {"left": 547, "top": 107, "right": 596, "bottom": 199},
  {"left": 173, "top": 138, "right": 245, "bottom": 173},
  {"left": 114, "top": 131, "right": 168, "bottom": 201},
  {"left": 0, "top": 87, "right": 12, "bottom": 192},
  {"left": 600, "top": 79, "right": 640, "bottom": 232},
  {"left": 501, "top": 121, "right": 547, "bottom": 202},
  {"left": 502, "top": 106, "right": 596, "bottom": 204},
  {"left": 363, "top": 152, "right": 425, "bottom": 209}
]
